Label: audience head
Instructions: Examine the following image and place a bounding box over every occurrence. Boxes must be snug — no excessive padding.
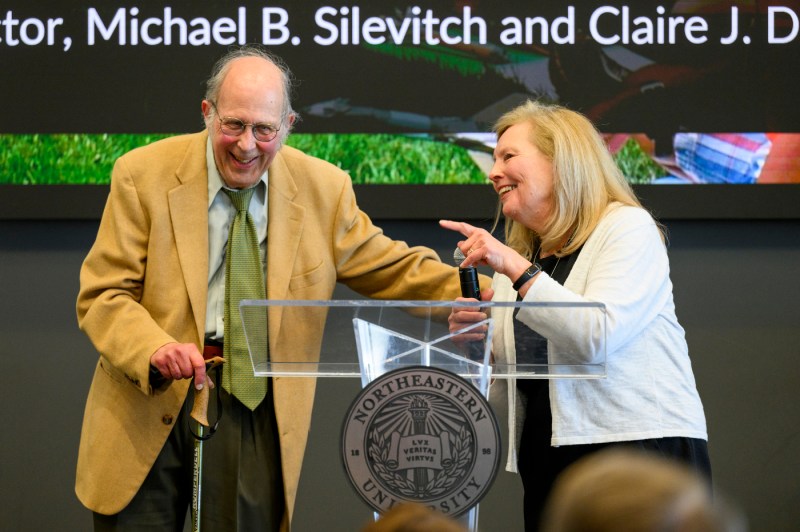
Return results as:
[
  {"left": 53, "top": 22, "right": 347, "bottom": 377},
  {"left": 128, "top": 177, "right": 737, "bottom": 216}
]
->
[
  {"left": 541, "top": 448, "right": 747, "bottom": 532},
  {"left": 361, "top": 502, "right": 468, "bottom": 532}
]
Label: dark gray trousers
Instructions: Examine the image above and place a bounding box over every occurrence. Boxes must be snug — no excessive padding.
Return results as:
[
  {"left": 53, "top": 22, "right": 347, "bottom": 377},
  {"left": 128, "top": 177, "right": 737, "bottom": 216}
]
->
[{"left": 94, "top": 379, "right": 284, "bottom": 532}]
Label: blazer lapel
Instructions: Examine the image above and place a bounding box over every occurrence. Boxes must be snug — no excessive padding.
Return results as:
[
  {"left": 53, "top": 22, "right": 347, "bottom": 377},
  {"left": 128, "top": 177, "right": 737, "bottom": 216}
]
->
[
  {"left": 169, "top": 132, "right": 210, "bottom": 343},
  {"left": 266, "top": 150, "right": 305, "bottom": 336}
]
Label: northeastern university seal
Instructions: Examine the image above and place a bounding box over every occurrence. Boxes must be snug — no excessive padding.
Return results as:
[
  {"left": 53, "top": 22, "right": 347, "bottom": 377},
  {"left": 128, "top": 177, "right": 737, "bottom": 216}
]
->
[{"left": 341, "top": 366, "right": 500, "bottom": 517}]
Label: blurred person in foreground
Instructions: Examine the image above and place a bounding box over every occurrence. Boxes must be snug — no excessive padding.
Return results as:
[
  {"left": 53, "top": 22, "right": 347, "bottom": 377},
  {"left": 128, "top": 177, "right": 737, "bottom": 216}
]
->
[
  {"left": 541, "top": 448, "right": 746, "bottom": 532},
  {"left": 76, "top": 45, "right": 474, "bottom": 531},
  {"left": 362, "top": 503, "right": 467, "bottom": 532},
  {"left": 441, "top": 100, "right": 709, "bottom": 531}
]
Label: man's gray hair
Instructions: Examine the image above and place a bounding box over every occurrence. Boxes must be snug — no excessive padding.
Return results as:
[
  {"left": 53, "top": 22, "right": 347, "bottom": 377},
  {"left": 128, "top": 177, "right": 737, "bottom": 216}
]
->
[{"left": 205, "top": 45, "right": 297, "bottom": 127}]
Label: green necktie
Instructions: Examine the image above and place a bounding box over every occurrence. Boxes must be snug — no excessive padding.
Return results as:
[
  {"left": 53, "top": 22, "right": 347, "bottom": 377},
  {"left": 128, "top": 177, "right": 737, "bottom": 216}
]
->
[{"left": 222, "top": 187, "right": 267, "bottom": 410}]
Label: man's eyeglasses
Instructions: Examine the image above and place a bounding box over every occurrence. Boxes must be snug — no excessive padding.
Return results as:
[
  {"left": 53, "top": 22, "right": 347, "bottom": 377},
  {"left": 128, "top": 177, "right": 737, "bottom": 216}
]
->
[{"left": 209, "top": 101, "right": 281, "bottom": 143}]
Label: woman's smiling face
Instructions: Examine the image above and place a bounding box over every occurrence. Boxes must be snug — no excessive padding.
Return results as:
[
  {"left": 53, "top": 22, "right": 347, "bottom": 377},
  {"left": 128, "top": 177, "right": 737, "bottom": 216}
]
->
[{"left": 489, "top": 122, "right": 555, "bottom": 234}]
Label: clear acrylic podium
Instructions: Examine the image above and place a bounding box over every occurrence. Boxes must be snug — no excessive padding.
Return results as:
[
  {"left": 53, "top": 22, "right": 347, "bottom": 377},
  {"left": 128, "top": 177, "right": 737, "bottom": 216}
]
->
[{"left": 240, "top": 299, "right": 606, "bottom": 531}]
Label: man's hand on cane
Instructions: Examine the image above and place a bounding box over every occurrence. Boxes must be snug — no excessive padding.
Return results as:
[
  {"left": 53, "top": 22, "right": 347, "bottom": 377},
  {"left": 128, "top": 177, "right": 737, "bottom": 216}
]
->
[{"left": 150, "top": 342, "right": 209, "bottom": 390}]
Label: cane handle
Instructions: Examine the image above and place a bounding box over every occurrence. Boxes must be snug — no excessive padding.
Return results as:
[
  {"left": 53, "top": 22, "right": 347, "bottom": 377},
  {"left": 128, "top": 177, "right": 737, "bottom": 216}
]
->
[{"left": 190, "top": 356, "right": 224, "bottom": 427}]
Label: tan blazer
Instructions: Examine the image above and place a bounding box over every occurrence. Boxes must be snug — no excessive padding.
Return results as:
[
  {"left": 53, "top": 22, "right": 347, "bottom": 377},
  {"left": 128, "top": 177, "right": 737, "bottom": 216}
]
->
[{"left": 75, "top": 131, "right": 467, "bottom": 526}]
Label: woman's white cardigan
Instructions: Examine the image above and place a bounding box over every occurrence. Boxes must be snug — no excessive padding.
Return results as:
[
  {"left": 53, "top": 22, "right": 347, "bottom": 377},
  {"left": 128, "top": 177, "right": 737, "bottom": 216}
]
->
[{"left": 489, "top": 204, "right": 708, "bottom": 472}]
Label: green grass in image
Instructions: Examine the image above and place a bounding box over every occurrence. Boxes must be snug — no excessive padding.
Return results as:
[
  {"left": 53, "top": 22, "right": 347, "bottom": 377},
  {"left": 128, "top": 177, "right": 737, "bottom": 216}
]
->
[
  {"left": 0, "top": 133, "right": 487, "bottom": 185},
  {"left": 0, "top": 133, "right": 660, "bottom": 185},
  {"left": 287, "top": 133, "right": 487, "bottom": 184},
  {"left": 0, "top": 134, "right": 173, "bottom": 185}
]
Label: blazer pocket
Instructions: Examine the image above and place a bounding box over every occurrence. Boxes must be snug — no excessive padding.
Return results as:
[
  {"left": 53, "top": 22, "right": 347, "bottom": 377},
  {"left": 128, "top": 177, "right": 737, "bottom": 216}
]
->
[
  {"left": 98, "top": 358, "right": 126, "bottom": 385},
  {"left": 288, "top": 260, "right": 327, "bottom": 291},
  {"left": 99, "top": 358, "right": 142, "bottom": 389}
]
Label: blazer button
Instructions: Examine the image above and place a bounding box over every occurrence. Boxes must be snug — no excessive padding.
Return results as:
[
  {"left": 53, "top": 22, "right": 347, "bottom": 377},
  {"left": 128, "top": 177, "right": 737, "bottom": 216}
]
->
[{"left": 162, "top": 414, "right": 174, "bottom": 425}]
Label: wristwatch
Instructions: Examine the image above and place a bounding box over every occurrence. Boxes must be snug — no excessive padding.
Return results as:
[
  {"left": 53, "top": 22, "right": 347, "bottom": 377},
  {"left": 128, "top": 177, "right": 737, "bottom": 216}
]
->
[{"left": 512, "top": 263, "right": 542, "bottom": 291}]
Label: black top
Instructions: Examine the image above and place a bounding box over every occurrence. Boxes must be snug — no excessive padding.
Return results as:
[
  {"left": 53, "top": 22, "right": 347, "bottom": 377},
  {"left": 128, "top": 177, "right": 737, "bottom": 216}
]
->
[{"left": 514, "top": 247, "right": 582, "bottom": 399}]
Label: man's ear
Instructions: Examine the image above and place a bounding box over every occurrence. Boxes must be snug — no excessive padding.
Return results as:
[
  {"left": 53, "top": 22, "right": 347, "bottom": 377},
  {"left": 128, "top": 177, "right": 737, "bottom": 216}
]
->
[{"left": 201, "top": 100, "right": 212, "bottom": 122}]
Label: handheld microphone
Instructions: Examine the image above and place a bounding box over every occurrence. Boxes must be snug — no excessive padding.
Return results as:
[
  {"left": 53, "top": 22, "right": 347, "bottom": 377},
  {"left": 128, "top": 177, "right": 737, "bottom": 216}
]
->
[
  {"left": 452, "top": 248, "right": 486, "bottom": 363},
  {"left": 453, "top": 248, "right": 481, "bottom": 300}
]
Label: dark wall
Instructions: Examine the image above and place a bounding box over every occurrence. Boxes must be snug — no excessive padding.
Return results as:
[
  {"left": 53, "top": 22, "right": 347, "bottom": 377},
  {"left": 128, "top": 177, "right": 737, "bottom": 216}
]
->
[{"left": 1, "top": 216, "right": 799, "bottom": 531}]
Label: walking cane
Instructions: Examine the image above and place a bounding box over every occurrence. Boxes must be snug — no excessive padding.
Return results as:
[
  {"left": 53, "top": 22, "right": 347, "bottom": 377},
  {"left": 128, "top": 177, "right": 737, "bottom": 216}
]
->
[{"left": 189, "top": 356, "right": 224, "bottom": 532}]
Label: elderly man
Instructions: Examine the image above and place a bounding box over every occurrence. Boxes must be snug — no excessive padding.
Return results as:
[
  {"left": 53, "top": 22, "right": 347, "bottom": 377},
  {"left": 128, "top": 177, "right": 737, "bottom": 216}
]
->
[{"left": 76, "top": 45, "right": 473, "bottom": 531}]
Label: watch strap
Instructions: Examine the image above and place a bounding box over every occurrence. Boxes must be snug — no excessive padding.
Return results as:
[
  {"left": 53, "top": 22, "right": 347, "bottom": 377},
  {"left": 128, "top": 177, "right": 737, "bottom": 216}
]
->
[{"left": 512, "top": 263, "right": 542, "bottom": 291}]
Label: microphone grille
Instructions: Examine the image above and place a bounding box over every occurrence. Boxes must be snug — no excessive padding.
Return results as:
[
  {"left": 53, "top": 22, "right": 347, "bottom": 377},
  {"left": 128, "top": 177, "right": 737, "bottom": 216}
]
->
[{"left": 453, "top": 247, "right": 465, "bottom": 265}]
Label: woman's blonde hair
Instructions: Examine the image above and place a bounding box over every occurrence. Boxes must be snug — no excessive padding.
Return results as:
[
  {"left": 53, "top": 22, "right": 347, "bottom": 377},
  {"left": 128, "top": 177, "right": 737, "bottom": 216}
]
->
[{"left": 492, "top": 100, "right": 644, "bottom": 259}]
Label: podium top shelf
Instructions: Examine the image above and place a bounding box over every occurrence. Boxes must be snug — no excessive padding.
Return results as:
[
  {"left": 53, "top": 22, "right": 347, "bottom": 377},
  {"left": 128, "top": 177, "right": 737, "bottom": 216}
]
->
[{"left": 239, "top": 299, "right": 607, "bottom": 380}]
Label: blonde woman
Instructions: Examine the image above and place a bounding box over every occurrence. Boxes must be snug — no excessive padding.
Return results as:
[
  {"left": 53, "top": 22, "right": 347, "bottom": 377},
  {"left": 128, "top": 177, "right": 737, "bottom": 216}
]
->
[{"left": 441, "top": 101, "right": 709, "bottom": 531}]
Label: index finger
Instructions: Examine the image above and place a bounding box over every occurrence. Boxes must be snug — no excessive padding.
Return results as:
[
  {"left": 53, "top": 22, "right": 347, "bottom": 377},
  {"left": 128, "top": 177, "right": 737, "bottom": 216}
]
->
[
  {"left": 439, "top": 219, "right": 477, "bottom": 238},
  {"left": 190, "top": 350, "right": 208, "bottom": 390}
]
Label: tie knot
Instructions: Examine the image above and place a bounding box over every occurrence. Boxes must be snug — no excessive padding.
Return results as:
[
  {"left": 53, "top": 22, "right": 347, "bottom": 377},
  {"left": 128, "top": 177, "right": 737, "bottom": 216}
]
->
[{"left": 223, "top": 187, "right": 256, "bottom": 213}]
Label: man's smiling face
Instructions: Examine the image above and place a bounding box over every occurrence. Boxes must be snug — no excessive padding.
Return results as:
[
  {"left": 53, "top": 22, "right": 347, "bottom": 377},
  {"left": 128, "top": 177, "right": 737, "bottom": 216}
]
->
[{"left": 202, "top": 56, "right": 292, "bottom": 189}]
